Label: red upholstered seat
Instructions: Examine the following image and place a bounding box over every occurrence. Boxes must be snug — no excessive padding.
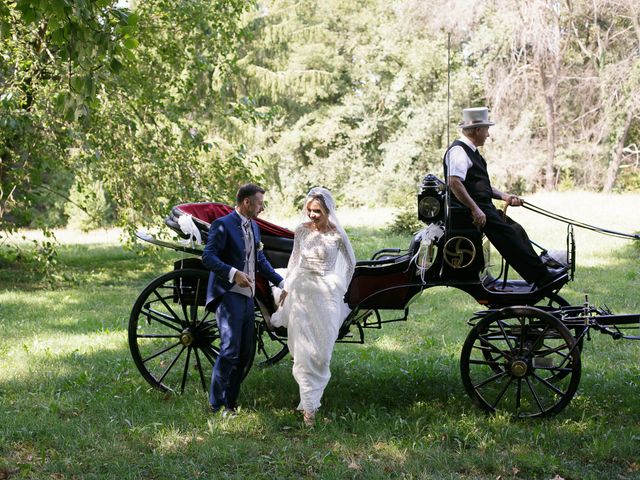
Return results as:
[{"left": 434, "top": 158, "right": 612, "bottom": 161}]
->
[
  {"left": 172, "top": 202, "right": 294, "bottom": 239},
  {"left": 175, "top": 203, "right": 233, "bottom": 225}
]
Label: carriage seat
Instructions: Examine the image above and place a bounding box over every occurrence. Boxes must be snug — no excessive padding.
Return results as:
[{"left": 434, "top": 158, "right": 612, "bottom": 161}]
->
[
  {"left": 482, "top": 274, "right": 532, "bottom": 293},
  {"left": 355, "top": 252, "right": 411, "bottom": 268},
  {"left": 165, "top": 203, "right": 231, "bottom": 243},
  {"left": 346, "top": 257, "right": 422, "bottom": 309},
  {"left": 165, "top": 202, "right": 295, "bottom": 246},
  {"left": 345, "top": 237, "right": 422, "bottom": 310}
]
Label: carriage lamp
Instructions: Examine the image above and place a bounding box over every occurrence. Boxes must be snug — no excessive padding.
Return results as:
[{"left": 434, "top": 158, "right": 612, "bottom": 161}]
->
[{"left": 418, "top": 174, "right": 445, "bottom": 223}]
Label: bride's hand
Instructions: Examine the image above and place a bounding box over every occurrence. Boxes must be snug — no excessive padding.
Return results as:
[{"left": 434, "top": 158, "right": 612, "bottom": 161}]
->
[{"left": 278, "top": 290, "right": 288, "bottom": 307}]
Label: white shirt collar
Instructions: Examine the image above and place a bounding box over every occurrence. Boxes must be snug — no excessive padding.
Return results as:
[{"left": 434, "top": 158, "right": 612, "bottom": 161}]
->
[
  {"left": 235, "top": 208, "right": 249, "bottom": 224},
  {"left": 459, "top": 134, "right": 477, "bottom": 152}
]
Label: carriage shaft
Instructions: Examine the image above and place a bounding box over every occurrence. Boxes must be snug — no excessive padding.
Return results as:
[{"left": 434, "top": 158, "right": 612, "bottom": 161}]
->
[{"left": 561, "top": 313, "right": 640, "bottom": 327}]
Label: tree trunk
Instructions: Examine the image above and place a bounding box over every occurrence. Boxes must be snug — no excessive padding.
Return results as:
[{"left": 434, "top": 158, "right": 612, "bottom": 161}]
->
[
  {"left": 536, "top": 2, "right": 562, "bottom": 192},
  {"left": 602, "top": 107, "right": 635, "bottom": 193},
  {"left": 543, "top": 93, "right": 556, "bottom": 190}
]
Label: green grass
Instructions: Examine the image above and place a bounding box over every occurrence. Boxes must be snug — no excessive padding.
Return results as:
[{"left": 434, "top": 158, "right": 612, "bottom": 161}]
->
[{"left": 1, "top": 195, "right": 640, "bottom": 479}]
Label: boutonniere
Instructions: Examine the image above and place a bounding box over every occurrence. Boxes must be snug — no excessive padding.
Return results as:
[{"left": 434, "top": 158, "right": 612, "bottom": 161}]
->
[{"left": 257, "top": 242, "right": 264, "bottom": 251}]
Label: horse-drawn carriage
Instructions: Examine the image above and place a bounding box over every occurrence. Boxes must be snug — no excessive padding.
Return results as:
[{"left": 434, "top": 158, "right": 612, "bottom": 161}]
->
[{"left": 128, "top": 175, "right": 640, "bottom": 418}]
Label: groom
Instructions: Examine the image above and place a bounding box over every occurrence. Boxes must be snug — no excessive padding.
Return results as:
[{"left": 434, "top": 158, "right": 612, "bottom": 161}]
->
[{"left": 203, "top": 183, "right": 284, "bottom": 416}]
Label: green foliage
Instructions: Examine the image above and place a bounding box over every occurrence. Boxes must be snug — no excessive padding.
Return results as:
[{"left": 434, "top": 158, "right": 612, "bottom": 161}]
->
[
  {"left": 0, "top": 0, "right": 138, "bottom": 233},
  {"left": 3, "top": 0, "right": 640, "bottom": 275},
  {"left": 616, "top": 168, "right": 640, "bottom": 192},
  {"left": 28, "top": 228, "right": 63, "bottom": 285},
  {"left": 70, "top": 0, "right": 260, "bottom": 237},
  {"left": 5, "top": 170, "right": 72, "bottom": 229},
  {"left": 1, "top": 0, "right": 257, "bottom": 248},
  {"left": 64, "top": 178, "right": 113, "bottom": 231},
  {"left": 0, "top": 228, "right": 73, "bottom": 287},
  {"left": 389, "top": 205, "right": 423, "bottom": 235}
]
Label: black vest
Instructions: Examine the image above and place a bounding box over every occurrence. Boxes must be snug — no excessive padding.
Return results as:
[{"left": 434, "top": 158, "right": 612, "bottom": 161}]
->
[{"left": 443, "top": 140, "right": 493, "bottom": 207}]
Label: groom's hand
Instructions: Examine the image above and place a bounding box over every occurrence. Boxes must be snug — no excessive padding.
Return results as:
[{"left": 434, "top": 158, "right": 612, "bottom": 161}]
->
[
  {"left": 233, "top": 271, "right": 253, "bottom": 288},
  {"left": 278, "top": 290, "right": 288, "bottom": 307}
]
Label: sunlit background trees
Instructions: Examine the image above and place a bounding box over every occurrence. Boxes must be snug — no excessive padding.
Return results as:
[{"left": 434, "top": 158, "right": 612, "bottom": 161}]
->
[{"left": 1, "top": 0, "right": 639, "bottom": 236}]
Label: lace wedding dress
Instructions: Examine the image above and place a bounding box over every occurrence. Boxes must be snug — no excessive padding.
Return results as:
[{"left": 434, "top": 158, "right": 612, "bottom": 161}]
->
[{"left": 271, "top": 223, "right": 355, "bottom": 413}]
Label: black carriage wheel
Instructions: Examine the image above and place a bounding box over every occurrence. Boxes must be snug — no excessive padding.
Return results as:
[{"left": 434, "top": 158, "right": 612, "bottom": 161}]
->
[
  {"left": 128, "top": 268, "right": 255, "bottom": 394},
  {"left": 480, "top": 293, "right": 583, "bottom": 382},
  {"left": 254, "top": 299, "right": 289, "bottom": 367},
  {"left": 460, "top": 306, "right": 581, "bottom": 418},
  {"left": 481, "top": 294, "right": 572, "bottom": 376},
  {"left": 540, "top": 292, "right": 586, "bottom": 354}
]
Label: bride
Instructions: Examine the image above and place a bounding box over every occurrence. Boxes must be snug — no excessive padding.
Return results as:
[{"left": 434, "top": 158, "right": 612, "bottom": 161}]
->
[{"left": 271, "top": 187, "right": 356, "bottom": 427}]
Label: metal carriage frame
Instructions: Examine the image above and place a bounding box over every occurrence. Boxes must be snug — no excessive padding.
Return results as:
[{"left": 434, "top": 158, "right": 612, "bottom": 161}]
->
[{"left": 128, "top": 177, "right": 640, "bottom": 418}]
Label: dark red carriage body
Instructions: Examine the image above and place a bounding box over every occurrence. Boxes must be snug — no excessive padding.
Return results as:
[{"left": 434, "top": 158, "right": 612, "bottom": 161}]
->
[{"left": 166, "top": 202, "right": 431, "bottom": 311}]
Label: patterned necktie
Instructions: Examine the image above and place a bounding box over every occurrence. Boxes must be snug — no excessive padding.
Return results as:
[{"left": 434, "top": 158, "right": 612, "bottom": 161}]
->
[{"left": 243, "top": 221, "right": 252, "bottom": 259}]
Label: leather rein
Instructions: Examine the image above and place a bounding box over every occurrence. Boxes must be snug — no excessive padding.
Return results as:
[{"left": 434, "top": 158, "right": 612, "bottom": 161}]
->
[{"left": 520, "top": 201, "right": 640, "bottom": 241}]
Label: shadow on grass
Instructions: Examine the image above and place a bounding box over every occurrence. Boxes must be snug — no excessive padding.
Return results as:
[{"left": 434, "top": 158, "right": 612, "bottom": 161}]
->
[
  {"left": 2, "top": 223, "right": 640, "bottom": 477},
  {"left": 1, "top": 284, "right": 472, "bottom": 417},
  {"left": 1, "top": 236, "right": 638, "bottom": 413},
  {"left": 2, "top": 262, "right": 640, "bottom": 478},
  {"left": 3, "top": 238, "right": 639, "bottom": 412}
]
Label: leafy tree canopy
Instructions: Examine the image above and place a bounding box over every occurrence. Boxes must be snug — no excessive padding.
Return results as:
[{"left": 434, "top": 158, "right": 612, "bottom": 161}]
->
[
  {"left": 2, "top": 0, "right": 639, "bottom": 247},
  {"left": 1, "top": 0, "right": 256, "bottom": 241}
]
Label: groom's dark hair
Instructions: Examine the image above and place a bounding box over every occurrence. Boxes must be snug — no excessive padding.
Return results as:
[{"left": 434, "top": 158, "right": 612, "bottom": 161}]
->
[{"left": 236, "top": 183, "right": 265, "bottom": 204}]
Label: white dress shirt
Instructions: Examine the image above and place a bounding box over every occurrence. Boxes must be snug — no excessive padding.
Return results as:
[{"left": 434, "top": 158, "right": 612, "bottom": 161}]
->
[{"left": 444, "top": 135, "right": 476, "bottom": 180}]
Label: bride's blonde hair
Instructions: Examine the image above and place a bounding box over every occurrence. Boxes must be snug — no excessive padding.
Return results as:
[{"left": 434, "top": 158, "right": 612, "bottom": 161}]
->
[{"left": 306, "top": 193, "right": 329, "bottom": 214}]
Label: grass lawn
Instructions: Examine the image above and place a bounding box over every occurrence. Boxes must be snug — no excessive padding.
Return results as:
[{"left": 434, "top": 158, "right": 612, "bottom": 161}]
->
[{"left": 1, "top": 192, "right": 639, "bottom": 479}]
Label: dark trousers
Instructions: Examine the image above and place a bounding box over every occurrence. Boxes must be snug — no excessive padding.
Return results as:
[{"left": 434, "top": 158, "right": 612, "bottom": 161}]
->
[
  {"left": 481, "top": 206, "right": 547, "bottom": 284},
  {"left": 209, "top": 292, "right": 255, "bottom": 410}
]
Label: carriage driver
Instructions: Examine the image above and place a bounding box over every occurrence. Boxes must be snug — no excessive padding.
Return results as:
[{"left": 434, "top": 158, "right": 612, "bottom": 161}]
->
[{"left": 443, "top": 107, "right": 565, "bottom": 288}]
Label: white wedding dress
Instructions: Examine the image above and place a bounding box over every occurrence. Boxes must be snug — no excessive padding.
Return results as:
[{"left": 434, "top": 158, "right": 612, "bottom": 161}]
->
[{"left": 271, "top": 223, "right": 355, "bottom": 413}]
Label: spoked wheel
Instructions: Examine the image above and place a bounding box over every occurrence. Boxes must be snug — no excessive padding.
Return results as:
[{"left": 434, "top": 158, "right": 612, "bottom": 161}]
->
[
  {"left": 254, "top": 299, "right": 289, "bottom": 367},
  {"left": 128, "top": 268, "right": 255, "bottom": 394},
  {"left": 461, "top": 306, "right": 581, "bottom": 418},
  {"left": 539, "top": 292, "right": 586, "bottom": 357},
  {"left": 480, "top": 291, "right": 572, "bottom": 377},
  {"left": 480, "top": 292, "right": 583, "bottom": 382}
]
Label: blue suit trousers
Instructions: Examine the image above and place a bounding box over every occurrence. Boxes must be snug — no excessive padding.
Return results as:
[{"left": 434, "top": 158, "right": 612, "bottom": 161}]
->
[{"left": 209, "top": 292, "right": 255, "bottom": 410}]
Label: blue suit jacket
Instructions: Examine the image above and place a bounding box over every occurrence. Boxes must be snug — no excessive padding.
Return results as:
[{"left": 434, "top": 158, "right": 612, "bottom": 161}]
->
[{"left": 202, "top": 210, "right": 283, "bottom": 309}]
